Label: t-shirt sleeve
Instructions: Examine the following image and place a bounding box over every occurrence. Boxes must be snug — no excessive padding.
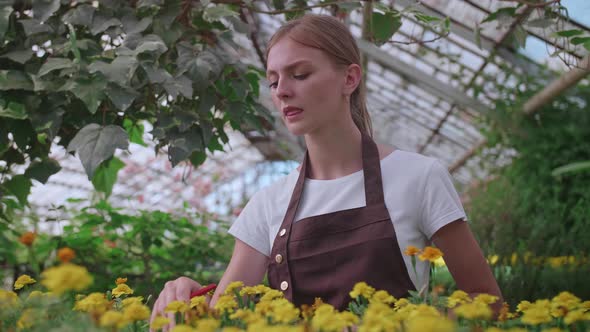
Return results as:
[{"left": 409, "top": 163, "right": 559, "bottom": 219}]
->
[
  {"left": 227, "top": 189, "right": 271, "bottom": 257},
  {"left": 419, "top": 159, "right": 468, "bottom": 239}
]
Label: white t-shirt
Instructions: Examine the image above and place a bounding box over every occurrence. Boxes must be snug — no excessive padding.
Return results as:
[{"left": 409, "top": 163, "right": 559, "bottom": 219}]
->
[{"left": 228, "top": 150, "right": 467, "bottom": 290}]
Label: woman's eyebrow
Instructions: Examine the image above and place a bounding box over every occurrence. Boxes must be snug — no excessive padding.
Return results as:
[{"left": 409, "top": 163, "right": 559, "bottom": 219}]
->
[{"left": 266, "top": 60, "right": 312, "bottom": 77}]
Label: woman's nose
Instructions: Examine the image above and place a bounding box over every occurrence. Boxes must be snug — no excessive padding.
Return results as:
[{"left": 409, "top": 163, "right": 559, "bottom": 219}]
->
[{"left": 276, "top": 79, "right": 293, "bottom": 99}]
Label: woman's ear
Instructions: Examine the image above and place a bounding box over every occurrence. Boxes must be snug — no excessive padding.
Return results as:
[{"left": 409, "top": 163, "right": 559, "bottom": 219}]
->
[{"left": 343, "top": 63, "right": 362, "bottom": 96}]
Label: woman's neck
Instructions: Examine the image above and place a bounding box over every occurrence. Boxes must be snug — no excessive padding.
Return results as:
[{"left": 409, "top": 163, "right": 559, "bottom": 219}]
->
[{"left": 303, "top": 120, "right": 363, "bottom": 180}]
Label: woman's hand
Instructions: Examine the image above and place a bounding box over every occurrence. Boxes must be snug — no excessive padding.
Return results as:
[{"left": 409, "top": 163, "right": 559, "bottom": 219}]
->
[{"left": 149, "top": 276, "right": 202, "bottom": 331}]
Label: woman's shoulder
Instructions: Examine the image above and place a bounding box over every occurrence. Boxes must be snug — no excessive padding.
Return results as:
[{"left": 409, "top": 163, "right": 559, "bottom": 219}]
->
[{"left": 379, "top": 144, "right": 438, "bottom": 171}]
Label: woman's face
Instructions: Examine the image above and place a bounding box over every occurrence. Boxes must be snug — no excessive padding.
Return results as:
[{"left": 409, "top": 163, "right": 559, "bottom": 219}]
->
[{"left": 266, "top": 37, "right": 350, "bottom": 136}]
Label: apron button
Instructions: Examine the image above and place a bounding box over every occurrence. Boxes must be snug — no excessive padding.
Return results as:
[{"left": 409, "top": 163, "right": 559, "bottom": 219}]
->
[
  {"left": 280, "top": 281, "right": 289, "bottom": 291},
  {"left": 275, "top": 254, "right": 283, "bottom": 263},
  {"left": 279, "top": 228, "right": 286, "bottom": 237}
]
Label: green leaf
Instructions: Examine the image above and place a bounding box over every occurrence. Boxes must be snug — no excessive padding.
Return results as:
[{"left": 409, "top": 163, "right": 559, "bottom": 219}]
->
[
  {"left": 120, "top": 34, "right": 167, "bottom": 56},
  {"left": 554, "top": 29, "right": 584, "bottom": 37},
  {"left": 571, "top": 36, "right": 590, "bottom": 45},
  {"left": 61, "top": 76, "right": 107, "bottom": 114},
  {"left": 163, "top": 75, "right": 193, "bottom": 100},
  {"left": 0, "top": 102, "right": 26, "bottom": 119},
  {"left": 90, "top": 14, "right": 121, "bottom": 35},
  {"left": 0, "top": 70, "right": 34, "bottom": 90},
  {"left": 552, "top": 161, "right": 590, "bottom": 177},
  {"left": 512, "top": 24, "right": 527, "bottom": 49},
  {"left": 92, "top": 157, "right": 125, "bottom": 198},
  {"left": 105, "top": 83, "right": 139, "bottom": 111},
  {"left": 189, "top": 150, "right": 206, "bottom": 167},
  {"left": 3, "top": 175, "right": 32, "bottom": 207},
  {"left": 88, "top": 56, "right": 138, "bottom": 85},
  {"left": 203, "top": 4, "right": 238, "bottom": 23},
  {"left": 474, "top": 24, "right": 483, "bottom": 50},
  {"left": 584, "top": 41, "right": 590, "bottom": 52},
  {"left": 32, "top": 0, "right": 60, "bottom": 22},
  {"left": 414, "top": 13, "right": 440, "bottom": 24},
  {"left": 168, "top": 127, "right": 204, "bottom": 167},
  {"left": 371, "top": 11, "right": 402, "bottom": 46},
  {"left": 24, "top": 158, "right": 61, "bottom": 184},
  {"left": 123, "top": 119, "right": 147, "bottom": 146},
  {"left": 481, "top": 7, "right": 517, "bottom": 24},
  {"left": 0, "top": 6, "right": 12, "bottom": 40},
  {"left": 1, "top": 50, "right": 34, "bottom": 64},
  {"left": 38, "top": 58, "right": 74, "bottom": 76},
  {"left": 19, "top": 19, "right": 53, "bottom": 36},
  {"left": 138, "top": 0, "right": 163, "bottom": 8},
  {"left": 121, "top": 15, "right": 152, "bottom": 35},
  {"left": 62, "top": 4, "right": 95, "bottom": 27},
  {"left": 67, "top": 123, "right": 129, "bottom": 179},
  {"left": 525, "top": 18, "right": 554, "bottom": 28}
]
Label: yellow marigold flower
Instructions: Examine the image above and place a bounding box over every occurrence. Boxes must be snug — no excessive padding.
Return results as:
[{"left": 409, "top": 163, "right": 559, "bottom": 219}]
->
[
  {"left": 552, "top": 291, "right": 581, "bottom": 310},
  {"left": 214, "top": 294, "right": 237, "bottom": 313},
  {"left": 259, "top": 289, "right": 284, "bottom": 302},
  {"left": 57, "top": 247, "right": 76, "bottom": 263},
  {"left": 360, "top": 302, "right": 399, "bottom": 332},
  {"left": 150, "top": 315, "right": 171, "bottom": 330},
  {"left": 312, "top": 303, "right": 349, "bottom": 332},
  {"left": 115, "top": 277, "right": 127, "bottom": 285},
  {"left": 121, "top": 296, "right": 144, "bottom": 307},
  {"left": 222, "top": 328, "right": 243, "bottom": 332},
  {"left": 541, "top": 328, "right": 564, "bottom": 332},
  {"left": 27, "top": 290, "right": 44, "bottom": 301},
  {"left": 349, "top": 282, "right": 375, "bottom": 299},
  {"left": 419, "top": 246, "right": 443, "bottom": 262},
  {"left": 270, "top": 299, "right": 300, "bottom": 324},
  {"left": 14, "top": 274, "right": 36, "bottom": 290},
  {"left": 239, "top": 285, "right": 271, "bottom": 297},
  {"left": 231, "top": 308, "right": 264, "bottom": 324},
  {"left": 498, "top": 302, "right": 514, "bottom": 321},
  {"left": 404, "top": 245, "right": 421, "bottom": 256},
  {"left": 581, "top": 300, "right": 590, "bottom": 310},
  {"left": 19, "top": 231, "right": 36, "bottom": 246},
  {"left": 171, "top": 324, "right": 197, "bottom": 332},
  {"left": 487, "top": 255, "right": 499, "bottom": 265},
  {"left": 433, "top": 256, "right": 446, "bottom": 267},
  {"left": 164, "top": 300, "right": 189, "bottom": 313},
  {"left": 224, "top": 281, "right": 244, "bottom": 295},
  {"left": 394, "top": 297, "right": 410, "bottom": 309},
  {"left": 16, "top": 308, "right": 41, "bottom": 329},
  {"left": 521, "top": 300, "right": 552, "bottom": 326},
  {"left": 370, "top": 290, "right": 396, "bottom": 304},
  {"left": 74, "top": 292, "right": 110, "bottom": 314},
  {"left": 112, "top": 283, "right": 134, "bottom": 297},
  {"left": 408, "top": 304, "right": 441, "bottom": 319},
  {"left": 564, "top": 309, "right": 585, "bottom": 325},
  {"left": 99, "top": 310, "right": 128, "bottom": 328},
  {"left": 517, "top": 300, "right": 532, "bottom": 313},
  {"left": 40, "top": 263, "right": 92, "bottom": 295},
  {"left": 405, "top": 315, "right": 455, "bottom": 332},
  {"left": 195, "top": 318, "right": 220, "bottom": 332},
  {"left": 123, "top": 303, "right": 150, "bottom": 321},
  {"left": 474, "top": 294, "right": 499, "bottom": 305},
  {"left": 454, "top": 302, "right": 492, "bottom": 320},
  {"left": 190, "top": 295, "right": 207, "bottom": 308},
  {"left": 447, "top": 290, "right": 471, "bottom": 308}
]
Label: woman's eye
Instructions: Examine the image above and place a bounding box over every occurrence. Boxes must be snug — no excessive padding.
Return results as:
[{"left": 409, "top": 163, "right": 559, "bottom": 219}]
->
[
  {"left": 293, "top": 74, "right": 308, "bottom": 80},
  {"left": 269, "top": 81, "right": 278, "bottom": 89}
]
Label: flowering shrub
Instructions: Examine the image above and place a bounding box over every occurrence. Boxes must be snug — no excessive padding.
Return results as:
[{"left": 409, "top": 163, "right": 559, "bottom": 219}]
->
[{"left": 2, "top": 246, "right": 590, "bottom": 331}]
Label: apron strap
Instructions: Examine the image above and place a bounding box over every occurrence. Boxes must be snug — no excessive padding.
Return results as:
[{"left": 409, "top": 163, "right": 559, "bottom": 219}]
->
[{"left": 361, "top": 133, "right": 385, "bottom": 206}]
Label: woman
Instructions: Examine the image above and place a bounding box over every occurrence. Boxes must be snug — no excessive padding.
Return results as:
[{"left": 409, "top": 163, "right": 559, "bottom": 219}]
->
[{"left": 150, "top": 13, "right": 503, "bottom": 329}]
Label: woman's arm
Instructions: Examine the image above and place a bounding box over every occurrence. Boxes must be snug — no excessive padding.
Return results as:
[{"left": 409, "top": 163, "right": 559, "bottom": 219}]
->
[
  {"left": 209, "top": 238, "right": 268, "bottom": 306},
  {"left": 431, "top": 219, "right": 504, "bottom": 317}
]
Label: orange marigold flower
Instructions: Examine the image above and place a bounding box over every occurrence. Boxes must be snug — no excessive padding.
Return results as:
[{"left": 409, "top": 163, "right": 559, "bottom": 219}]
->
[
  {"left": 19, "top": 232, "right": 36, "bottom": 246},
  {"left": 57, "top": 247, "right": 76, "bottom": 263},
  {"left": 404, "top": 245, "right": 421, "bottom": 256},
  {"left": 116, "top": 277, "right": 128, "bottom": 285},
  {"left": 419, "top": 246, "right": 444, "bottom": 262}
]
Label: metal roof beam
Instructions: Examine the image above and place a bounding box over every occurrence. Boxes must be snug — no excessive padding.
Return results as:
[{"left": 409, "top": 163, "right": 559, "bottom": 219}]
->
[{"left": 356, "top": 38, "right": 491, "bottom": 114}]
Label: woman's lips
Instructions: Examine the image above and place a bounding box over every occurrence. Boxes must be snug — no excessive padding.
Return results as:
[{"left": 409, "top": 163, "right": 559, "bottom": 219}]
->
[{"left": 283, "top": 107, "right": 303, "bottom": 121}]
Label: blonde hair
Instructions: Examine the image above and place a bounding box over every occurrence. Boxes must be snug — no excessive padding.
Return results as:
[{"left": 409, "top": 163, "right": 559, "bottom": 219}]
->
[{"left": 265, "top": 14, "right": 373, "bottom": 137}]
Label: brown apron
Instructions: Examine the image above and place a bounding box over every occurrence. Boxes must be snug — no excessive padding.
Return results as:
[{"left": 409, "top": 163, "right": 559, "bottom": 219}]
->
[{"left": 267, "top": 133, "right": 416, "bottom": 310}]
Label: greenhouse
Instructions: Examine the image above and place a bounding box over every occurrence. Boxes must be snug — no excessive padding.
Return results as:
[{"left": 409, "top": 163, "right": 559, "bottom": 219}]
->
[{"left": 1, "top": 0, "right": 589, "bottom": 331}]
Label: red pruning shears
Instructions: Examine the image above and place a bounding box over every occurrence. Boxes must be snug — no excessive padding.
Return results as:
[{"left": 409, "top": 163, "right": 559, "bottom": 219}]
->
[{"left": 190, "top": 283, "right": 217, "bottom": 298}]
